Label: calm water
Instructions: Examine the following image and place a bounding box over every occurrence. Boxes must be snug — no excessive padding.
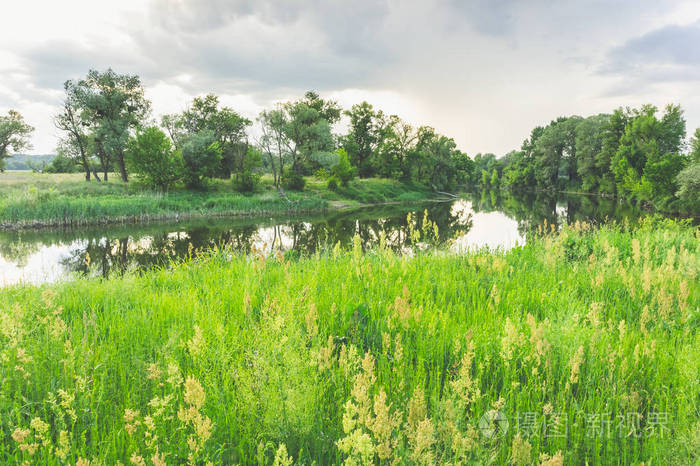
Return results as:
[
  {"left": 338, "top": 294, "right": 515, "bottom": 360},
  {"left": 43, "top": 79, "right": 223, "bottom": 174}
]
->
[{"left": 0, "top": 191, "right": 647, "bottom": 287}]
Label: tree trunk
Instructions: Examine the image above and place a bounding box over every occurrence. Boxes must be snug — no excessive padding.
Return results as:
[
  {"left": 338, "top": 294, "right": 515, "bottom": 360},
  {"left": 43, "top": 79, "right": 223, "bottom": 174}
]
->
[{"left": 117, "top": 151, "right": 128, "bottom": 183}]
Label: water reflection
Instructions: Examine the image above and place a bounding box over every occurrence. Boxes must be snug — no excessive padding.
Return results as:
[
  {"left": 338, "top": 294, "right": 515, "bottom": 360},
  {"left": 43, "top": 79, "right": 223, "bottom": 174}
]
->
[{"left": 0, "top": 191, "right": 648, "bottom": 286}]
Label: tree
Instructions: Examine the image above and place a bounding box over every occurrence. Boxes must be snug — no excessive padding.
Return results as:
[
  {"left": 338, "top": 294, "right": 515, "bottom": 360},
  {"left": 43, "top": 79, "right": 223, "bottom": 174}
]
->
[
  {"left": 180, "top": 131, "right": 222, "bottom": 189},
  {"left": 0, "top": 110, "right": 34, "bottom": 171},
  {"left": 378, "top": 116, "right": 418, "bottom": 179},
  {"left": 283, "top": 91, "right": 340, "bottom": 174},
  {"left": 343, "top": 101, "right": 389, "bottom": 177},
  {"left": 44, "top": 151, "right": 78, "bottom": 173},
  {"left": 71, "top": 69, "right": 151, "bottom": 182},
  {"left": 126, "top": 127, "right": 183, "bottom": 190},
  {"left": 612, "top": 104, "right": 687, "bottom": 203},
  {"left": 167, "top": 94, "right": 252, "bottom": 179},
  {"left": 258, "top": 107, "right": 290, "bottom": 189},
  {"left": 675, "top": 162, "right": 700, "bottom": 212},
  {"left": 55, "top": 81, "right": 93, "bottom": 181},
  {"left": 575, "top": 114, "right": 609, "bottom": 192}
]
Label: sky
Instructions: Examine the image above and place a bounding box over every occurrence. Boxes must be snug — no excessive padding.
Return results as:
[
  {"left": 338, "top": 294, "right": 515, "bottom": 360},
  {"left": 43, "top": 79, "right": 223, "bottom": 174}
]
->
[{"left": 2, "top": 0, "right": 700, "bottom": 156}]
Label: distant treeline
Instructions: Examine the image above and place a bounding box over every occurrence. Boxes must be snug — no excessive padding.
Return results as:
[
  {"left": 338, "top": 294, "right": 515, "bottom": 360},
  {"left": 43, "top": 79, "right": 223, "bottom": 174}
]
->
[
  {"left": 0, "top": 68, "right": 697, "bottom": 212},
  {"left": 476, "top": 105, "right": 699, "bottom": 213},
  {"left": 2, "top": 154, "right": 56, "bottom": 171}
]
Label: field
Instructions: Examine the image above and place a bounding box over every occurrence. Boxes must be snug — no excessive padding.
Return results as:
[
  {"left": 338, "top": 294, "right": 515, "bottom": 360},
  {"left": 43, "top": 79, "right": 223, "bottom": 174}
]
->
[
  {"left": 0, "top": 217, "right": 697, "bottom": 464},
  {"left": 0, "top": 172, "right": 432, "bottom": 228}
]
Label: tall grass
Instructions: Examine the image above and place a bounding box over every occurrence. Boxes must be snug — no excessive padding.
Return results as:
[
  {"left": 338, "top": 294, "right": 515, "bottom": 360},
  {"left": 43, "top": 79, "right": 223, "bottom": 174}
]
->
[{"left": 0, "top": 218, "right": 697, "bottom": 464}]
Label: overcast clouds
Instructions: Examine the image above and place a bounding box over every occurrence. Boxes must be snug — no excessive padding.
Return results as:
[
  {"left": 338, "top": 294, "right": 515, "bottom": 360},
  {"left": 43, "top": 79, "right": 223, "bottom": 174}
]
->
[{"left": 2, "top": 0, "right": 700, "bottom": 155}]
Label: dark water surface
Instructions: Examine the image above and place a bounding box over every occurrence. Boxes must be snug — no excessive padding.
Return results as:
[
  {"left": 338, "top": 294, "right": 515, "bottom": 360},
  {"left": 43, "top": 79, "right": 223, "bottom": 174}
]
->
[{"left": 0, "top": 191, "right": 647, "bottom": 286}]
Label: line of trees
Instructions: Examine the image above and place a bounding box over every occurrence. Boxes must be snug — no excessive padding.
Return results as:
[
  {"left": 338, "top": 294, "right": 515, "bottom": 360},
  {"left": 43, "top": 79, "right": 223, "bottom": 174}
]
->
[
  {"left": 44, "top": 69, "right": 474, "bottom": 193},
  {"left": 1, "top": 68, "right": 697, "bottom": 212},
  {"left": 478, "top": 105, "right": 699, "bottom": 212}
]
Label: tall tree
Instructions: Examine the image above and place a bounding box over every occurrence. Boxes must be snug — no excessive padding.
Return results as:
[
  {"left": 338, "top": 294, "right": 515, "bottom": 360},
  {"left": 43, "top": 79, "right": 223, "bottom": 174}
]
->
[
  {"left": 343, "top": 101, "right": 389, "bottom": 177},
  {"left": 72, "top": 69, "right": 151, "bottom": 182},
  {"left": 282, "top": 91, "right": 340, "bottom": 173},
  {"left": 55, "top": 81, "right": 93, "bottom": 181},
  {"left": 0, "top": 110, "right": 34, "bottom": 171}
]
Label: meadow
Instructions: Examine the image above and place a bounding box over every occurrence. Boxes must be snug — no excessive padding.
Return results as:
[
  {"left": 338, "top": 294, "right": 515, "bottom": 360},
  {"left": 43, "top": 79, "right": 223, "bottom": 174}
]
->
[
  {"left": 0, "top": 217, "right": 697, "bottom": 465},
  {"left": 0, "top": 172, "right": 431, "bottom": 228}
]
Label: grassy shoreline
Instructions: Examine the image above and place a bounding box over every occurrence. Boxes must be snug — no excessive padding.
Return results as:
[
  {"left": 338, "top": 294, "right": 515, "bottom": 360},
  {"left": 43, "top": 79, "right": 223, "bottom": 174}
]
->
[
  {"left": 0, "top": 218, "right": 697, "bottom": 464},
  {"left": 0, "top": 172, "right": 434, "bottom": 229}
]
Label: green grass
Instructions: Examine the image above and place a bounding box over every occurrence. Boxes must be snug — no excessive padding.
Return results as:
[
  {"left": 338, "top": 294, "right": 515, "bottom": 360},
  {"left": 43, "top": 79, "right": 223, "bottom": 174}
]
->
[
  {"left": 0, "top": 172, "right": 433, "bottom": 228},
  {"left": 0, "top": 218, "right": 697, "bottom": 465}
]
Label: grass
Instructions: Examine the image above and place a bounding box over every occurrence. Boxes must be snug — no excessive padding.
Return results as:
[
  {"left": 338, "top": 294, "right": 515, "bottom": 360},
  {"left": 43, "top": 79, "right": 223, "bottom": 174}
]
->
[
  {"left": 0, "top": 172, "right": 434, "bottom": 229},
  {"left": 0, "top": 217, "right": 697, "bottom": 464}
]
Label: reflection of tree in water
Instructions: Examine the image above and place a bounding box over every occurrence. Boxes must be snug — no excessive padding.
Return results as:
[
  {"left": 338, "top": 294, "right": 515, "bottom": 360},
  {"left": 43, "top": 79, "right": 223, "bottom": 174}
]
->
[
  {"left": 272, "top": 201, "right": 473, "bottom": 253},
  {"left": 0, "top": 233, "right": 40, "bottom": 266},
  {"left": 469, "top": 189, "right": 643, "bottom": 237}
]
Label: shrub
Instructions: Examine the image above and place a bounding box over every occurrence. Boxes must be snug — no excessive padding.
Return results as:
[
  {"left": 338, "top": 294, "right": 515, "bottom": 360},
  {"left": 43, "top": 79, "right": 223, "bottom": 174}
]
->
[
  {"left": 327, "top": 176, "right": 339, "bottom": 191},
  {"left": 281, "top": 168, "right": 306, "bottom": 191},
  {"left": 331, "top": 148, "right": 355, "bottom": 187},
  {"left": 233, "top": 171, "right": 260, "bottom": 193},
  {"left": 126, "top": 127, "right": 183, "bottom": 190}
]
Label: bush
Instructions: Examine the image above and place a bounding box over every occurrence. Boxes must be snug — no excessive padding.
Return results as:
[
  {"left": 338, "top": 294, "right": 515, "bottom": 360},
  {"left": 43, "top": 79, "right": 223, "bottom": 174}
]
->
[
  {"left": 281, "top": 168, "right": 306, "bottom": 191},
  {"left": 327, "top": 176, "right": 339, "bottom": 191},
  {"left": 233, "top": 171, "right": 260, "bottom": 193},
  {"left": 126, "top": 127, "right": 183, "bottom": 190},
  {"left": 331, "top": 148, "right": 355, "bottom": 186},
  {"left": 44, "top": 154, "right": 78, "bottom": 173}
]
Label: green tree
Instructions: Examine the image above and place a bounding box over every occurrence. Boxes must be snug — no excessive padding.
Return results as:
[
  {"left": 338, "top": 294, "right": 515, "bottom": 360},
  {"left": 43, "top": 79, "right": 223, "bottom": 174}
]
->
[
  {"left": 55, "top": 81, "right": 93, "bottom": 181},
  {"left": 166, "top": 94, "right": 252, "bottom": 179},
  {"left": 342, "top": 101, "right": 389, "bottom": 177},
  {"left": 283, "top": 91, "right": 340, "bottom": 174},
  {"left": 180, "top": 131, "right": 222, "bottom": 189},
  {"left": 72, "top": 69, "right": 151, "bottom": 182},
  {"left": 126, "top": 127, "right": 183, "bottom": 191},
  {"left": 575, "top": 114, "right": 609, "bottom": 192},
  {"left": 0, "top": 110, "right": 34, "bottom": 172},
  {"left": 44, "top": 152, "right": 78, "bottom": 173}
]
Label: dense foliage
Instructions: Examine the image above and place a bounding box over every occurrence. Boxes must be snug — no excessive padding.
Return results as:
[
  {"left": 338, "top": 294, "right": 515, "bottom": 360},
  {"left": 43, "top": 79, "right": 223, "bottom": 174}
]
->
[
  {"left": 0, "top": 110, "right": 34, "bottom": 171},
  {"left": 493, "top": 105, "right": 697, "bottom": 212},
  {"left": 0, "top": 219, "right": 697, "bottom": 464}
]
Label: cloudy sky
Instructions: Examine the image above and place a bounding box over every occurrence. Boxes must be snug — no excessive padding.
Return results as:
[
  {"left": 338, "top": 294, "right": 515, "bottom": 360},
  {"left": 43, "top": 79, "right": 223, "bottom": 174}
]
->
[{"left": 2, "top": 0, "right": 700, "bottom": 156}]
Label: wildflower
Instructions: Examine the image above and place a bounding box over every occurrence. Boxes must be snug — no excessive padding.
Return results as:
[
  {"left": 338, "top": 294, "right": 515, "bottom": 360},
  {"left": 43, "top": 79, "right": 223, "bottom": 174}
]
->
[
  {"left": 152, "top": 450, "right": 167, "bottom": 466},
  {"left": 543, "top": 403, "right": 553, "bottom": 415},
  {"left": 30, "top": 417, "right": 50, "bottom": 446},
  {"left": 305, "top": 303, "right": 319, "bottom": 337},
  {"left": 511, "top": 434, "right": 532, "bottom": 466},
  {"left": 130, "top": 453, "right": 146, "bottom": 466},
  {"left": 166, "top": 362, "right": 183, "bottom": 387},
  {"left": 539, "top": 451, "right": 564, "bottom": 466},
  {"left": 501, "top": 318, "right": 522, "bottom": 364},
  {"left": 567, "top": 345, "right": 585, "bottom": 389},
  {"left": 184, "top": 376, "right": 206, "bottom": 409},
  {"left": 316, "top": 336, "right": 335, "bottom": 371},
  {"left": 146, "top": 363, "right": 162, "bottom": 381},
  {"left": 11, "top": 427, "right": 30, "bottom": 444},
  {"left": 411, "top": 417, "right": 435, "bottom": 465},
  {"left": 187, "top": 325, "right": 205, "bottom": 358},
  {"left": 273, "top": 444, "right": 293, "bottom": 466},
  {"left": 124, "top": 409, "right": 140, "bottom": 435},
  {"left": 640, "top": 305, "right": 651, "bottom": 335},
  {"left": 56, "top": 430, "right": 70, "bottom": 460},
  {"left": 450, "top": 339, "right": 480, "bottom": 406},
  {"left": 368, "top": 389, "right": 400, "bottom": 461}
]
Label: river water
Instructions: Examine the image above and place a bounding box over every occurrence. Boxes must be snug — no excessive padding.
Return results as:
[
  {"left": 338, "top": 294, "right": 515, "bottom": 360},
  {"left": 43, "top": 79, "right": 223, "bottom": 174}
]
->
[{"left": 0, "top": 191, "right": 646, "bottom": 287}]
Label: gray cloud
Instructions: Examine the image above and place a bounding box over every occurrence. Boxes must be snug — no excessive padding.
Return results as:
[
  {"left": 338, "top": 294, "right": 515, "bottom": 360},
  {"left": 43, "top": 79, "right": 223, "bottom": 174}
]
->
[{"left": 600, "top": 20, "right": 700, "bottom": 82}]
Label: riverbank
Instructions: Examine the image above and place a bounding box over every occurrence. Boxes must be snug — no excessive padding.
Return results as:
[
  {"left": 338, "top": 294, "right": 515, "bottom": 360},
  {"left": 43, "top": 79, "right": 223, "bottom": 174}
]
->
[
  {"left": 0, "top": 172, "right": 433, "bottom": 229},
  {"left": 0, "top": 218, "right": 696, "bottom": 464}
]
